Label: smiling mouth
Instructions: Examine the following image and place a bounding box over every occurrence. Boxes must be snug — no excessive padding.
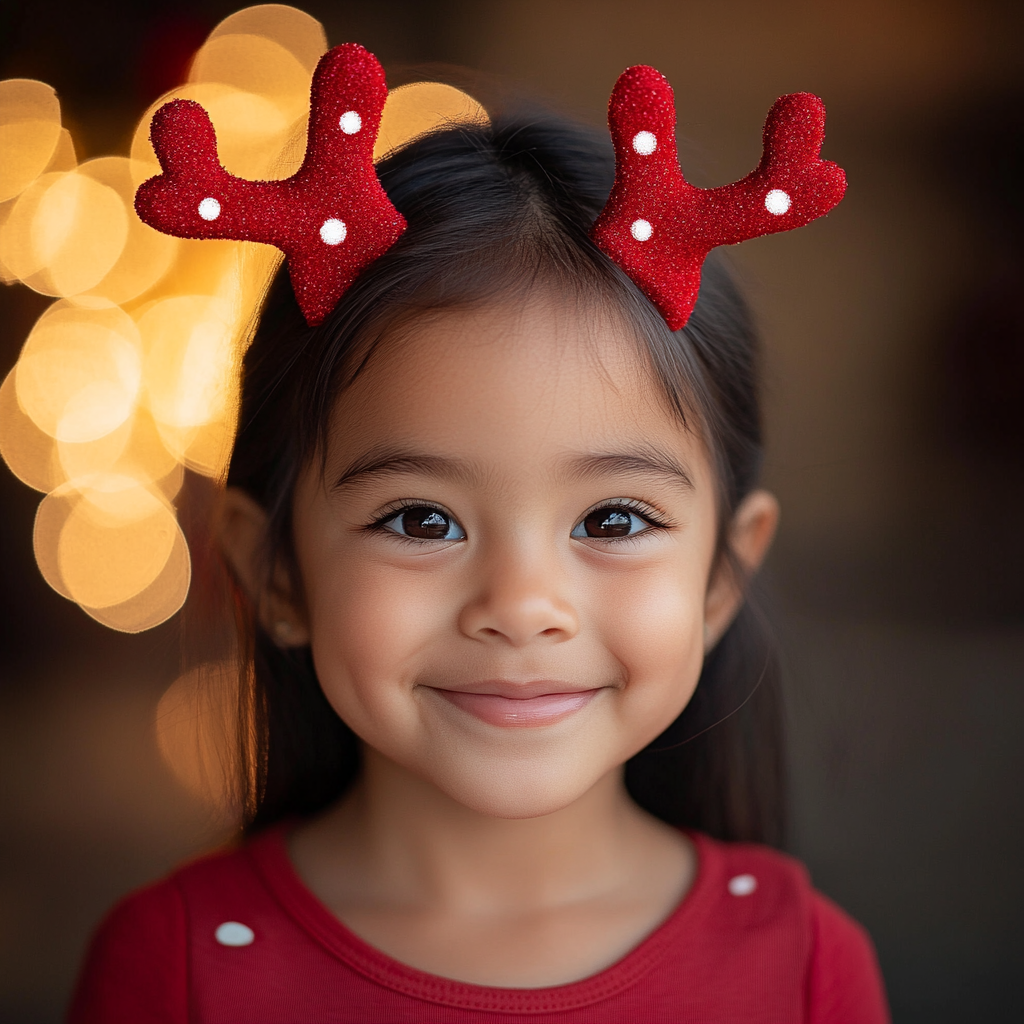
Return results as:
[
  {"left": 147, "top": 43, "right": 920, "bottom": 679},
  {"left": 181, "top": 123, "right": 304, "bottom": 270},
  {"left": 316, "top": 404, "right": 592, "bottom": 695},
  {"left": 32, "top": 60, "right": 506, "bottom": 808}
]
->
[{"left": 430, "top": 688, "right": 601, "bottom": 727}]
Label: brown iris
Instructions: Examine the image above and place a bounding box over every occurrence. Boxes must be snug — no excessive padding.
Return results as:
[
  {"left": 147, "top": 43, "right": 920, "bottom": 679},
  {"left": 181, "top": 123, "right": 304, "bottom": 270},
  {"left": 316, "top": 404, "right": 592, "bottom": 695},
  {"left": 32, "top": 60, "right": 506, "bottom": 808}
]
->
[
  {"left": 581, "top": 508, "right": 633, "bottom": 538},
  {"left": 399, "top": 507, "right": 453, "bottom": 539}
]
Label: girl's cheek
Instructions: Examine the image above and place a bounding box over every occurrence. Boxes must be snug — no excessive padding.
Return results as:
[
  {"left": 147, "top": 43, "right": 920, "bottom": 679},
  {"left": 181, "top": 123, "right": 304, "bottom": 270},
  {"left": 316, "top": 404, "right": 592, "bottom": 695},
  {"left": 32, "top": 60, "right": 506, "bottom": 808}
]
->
[
  {"left": 306, "top": 560, "right": 451, "bottom": 709},
  {"left": 595, "top": 563, "right": 707, "bottom": 708}
]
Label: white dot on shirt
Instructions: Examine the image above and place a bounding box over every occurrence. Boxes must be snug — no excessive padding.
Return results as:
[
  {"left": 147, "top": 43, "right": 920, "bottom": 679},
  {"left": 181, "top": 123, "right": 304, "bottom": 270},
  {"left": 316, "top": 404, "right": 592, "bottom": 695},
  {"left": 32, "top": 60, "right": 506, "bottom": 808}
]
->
[
  {"left": 215, "top": 921, "right": 255, "bottom": 946},
  {"left": 728, "top": 873, "right": 758, "bottom": 896}
]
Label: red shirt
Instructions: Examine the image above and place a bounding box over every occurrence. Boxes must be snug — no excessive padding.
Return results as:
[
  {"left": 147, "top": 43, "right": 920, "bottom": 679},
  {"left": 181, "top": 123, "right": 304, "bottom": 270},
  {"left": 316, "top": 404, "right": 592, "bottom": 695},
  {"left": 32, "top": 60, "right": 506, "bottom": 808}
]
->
[{"left": 68, "top": 825, "right": 889, "bottom": 1023}]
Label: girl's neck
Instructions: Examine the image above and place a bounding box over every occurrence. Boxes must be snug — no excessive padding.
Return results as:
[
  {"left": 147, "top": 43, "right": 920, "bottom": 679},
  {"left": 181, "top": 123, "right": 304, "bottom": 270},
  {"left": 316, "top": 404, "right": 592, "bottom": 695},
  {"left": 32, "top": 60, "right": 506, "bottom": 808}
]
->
[{"left": 290, "top": 746, "right": 689, "bottom": 917}]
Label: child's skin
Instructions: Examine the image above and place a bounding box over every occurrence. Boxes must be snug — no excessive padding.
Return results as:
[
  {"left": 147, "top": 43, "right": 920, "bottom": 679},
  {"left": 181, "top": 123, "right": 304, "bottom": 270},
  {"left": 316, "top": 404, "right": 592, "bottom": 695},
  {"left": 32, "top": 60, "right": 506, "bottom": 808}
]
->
[{"left": 222, "top": 287, "right": 779, "bottom": 987}]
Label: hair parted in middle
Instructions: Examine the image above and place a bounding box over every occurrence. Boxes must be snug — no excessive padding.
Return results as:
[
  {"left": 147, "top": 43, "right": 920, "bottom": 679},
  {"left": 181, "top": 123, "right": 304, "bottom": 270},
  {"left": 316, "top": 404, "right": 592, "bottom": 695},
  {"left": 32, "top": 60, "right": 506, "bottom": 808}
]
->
[{"left": 223, "top": 110, "right": 786, "bottom": 847}]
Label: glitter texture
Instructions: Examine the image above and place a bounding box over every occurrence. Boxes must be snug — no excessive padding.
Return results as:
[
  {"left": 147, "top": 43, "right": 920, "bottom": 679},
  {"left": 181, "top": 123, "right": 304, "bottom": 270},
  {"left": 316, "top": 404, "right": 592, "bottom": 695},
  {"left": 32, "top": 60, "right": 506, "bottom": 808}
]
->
[
  {"left": 135, "top": 44, "right": 407, "bottom": 327},
  {"left": 590, "top": 65, "right": 847, "bottom": 331}
]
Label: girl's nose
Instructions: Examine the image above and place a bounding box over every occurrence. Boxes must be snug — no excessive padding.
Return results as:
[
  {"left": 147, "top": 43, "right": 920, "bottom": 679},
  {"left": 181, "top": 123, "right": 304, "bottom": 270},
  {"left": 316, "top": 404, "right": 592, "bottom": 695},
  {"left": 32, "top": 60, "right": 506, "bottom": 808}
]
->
[{"left": 457, "top": 550, "right": 579, "bottom": 647}]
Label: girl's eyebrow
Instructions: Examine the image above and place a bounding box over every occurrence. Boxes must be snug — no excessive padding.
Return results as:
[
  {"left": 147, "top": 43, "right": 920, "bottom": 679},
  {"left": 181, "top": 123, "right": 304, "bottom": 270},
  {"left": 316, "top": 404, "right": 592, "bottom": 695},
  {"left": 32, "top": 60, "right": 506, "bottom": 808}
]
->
[
  {"left": 333, "top": 447, "right": 479, "bottom": 490},
  {"left": 333, "top": 444, "right": 694, "bottom": 492},
  {"left": 564, "top": 449, "right": 695, "bottom": 492}
]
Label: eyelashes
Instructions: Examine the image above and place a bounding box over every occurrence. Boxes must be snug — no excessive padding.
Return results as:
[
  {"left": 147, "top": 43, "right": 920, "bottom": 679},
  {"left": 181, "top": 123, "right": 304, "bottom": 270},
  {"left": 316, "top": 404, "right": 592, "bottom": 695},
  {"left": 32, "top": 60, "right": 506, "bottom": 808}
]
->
[
  {"left": 374, "top": 504, "right": 466, "bottom": 542},
  {"left": 365, "top": 498, "right": 673, "bottom": 545},
  {"left": 571, "top": 498, "right": 673, "bottom": 540}
]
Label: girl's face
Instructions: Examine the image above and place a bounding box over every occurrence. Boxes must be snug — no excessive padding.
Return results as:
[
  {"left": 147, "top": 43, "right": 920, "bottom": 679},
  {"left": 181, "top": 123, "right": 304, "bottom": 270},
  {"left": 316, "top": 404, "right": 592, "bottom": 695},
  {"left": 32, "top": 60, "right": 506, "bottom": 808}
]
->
[{"left": 287, "top": 291, "right": 745, "bottom": 819}]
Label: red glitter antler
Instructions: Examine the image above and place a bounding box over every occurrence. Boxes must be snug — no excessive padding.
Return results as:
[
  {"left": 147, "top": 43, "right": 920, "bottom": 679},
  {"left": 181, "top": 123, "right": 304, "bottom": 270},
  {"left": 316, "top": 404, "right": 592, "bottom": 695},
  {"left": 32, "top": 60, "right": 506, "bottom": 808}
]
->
[
  {"left": 590, "top": 66, "right": 847, "bottom": 331},
  {"left": 135, "top": 43, "right": 406, "bottom": 326}
]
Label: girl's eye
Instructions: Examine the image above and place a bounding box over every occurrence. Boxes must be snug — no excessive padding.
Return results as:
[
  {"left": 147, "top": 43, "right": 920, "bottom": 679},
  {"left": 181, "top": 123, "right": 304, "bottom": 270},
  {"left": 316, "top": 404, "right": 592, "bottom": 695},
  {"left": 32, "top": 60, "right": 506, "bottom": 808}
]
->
[
  {"left": 382, "top": 506, "right": 466, "bottom": 541},
  {"left": 571, "top": 506, "right": 653, "bottom": 540}
]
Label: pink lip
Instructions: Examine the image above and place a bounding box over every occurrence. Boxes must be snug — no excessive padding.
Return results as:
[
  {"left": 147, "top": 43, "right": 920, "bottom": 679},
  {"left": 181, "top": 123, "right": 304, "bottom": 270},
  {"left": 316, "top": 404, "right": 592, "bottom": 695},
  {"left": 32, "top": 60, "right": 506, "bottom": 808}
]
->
[{"left": 431, "top": 683, "right": 600, "bottom": 728}]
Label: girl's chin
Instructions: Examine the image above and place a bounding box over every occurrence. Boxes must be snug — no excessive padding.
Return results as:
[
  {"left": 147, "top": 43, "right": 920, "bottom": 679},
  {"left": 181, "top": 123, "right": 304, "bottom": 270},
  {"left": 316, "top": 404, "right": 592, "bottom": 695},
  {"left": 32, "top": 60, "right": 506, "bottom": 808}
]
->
[{"left": 411, "top": 750, "right": 619, "bottom": 821}]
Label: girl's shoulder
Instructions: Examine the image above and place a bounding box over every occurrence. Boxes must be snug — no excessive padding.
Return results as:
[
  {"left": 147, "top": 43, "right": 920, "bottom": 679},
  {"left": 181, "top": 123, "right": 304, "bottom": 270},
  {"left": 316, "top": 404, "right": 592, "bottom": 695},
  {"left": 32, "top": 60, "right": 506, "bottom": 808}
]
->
[
  {"left": 68, "top": 826, "right": 888, "bottom": 1024},
  {"left": 688, "top": 833, "right": 889, "bottom": 1021},
  {"left": 66, "top": 829, "right": 283, "bottom": 1024}
]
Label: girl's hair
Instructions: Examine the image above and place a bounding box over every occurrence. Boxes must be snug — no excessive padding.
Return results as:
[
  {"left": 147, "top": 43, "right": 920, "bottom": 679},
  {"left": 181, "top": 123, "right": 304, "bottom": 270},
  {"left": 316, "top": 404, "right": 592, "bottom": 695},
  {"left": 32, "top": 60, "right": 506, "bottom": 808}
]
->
[{"left": 225, "top": 112, "right": 785, "bottom": 845}]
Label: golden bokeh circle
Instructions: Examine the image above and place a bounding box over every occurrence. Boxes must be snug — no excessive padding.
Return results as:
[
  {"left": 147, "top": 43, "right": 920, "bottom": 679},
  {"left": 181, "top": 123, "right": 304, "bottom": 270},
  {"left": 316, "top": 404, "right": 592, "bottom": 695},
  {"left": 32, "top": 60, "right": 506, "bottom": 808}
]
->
[
  {"left": 16, "top": 300, "right": 142, "bottom": 442},
  {"left": 82, "top": 521, "right": 191, "bottom": 632},
  {"left": 0, "top": 79, "right": 63, "bottom": 203},
  {"left": 55, "top": 475, "right": 180, "bottom": 609},
  {"left": 138, "top": 294, "right": 237, "bottom": 431},
  {"left": 0, "top": 368, "right": 61, "bottom": 492},
  {"left": 155, "top": 660, "right": 240, "bottom": 814},
  {"left": 376, "top": 82, "right": 491, "bottom": 162},
  {"left": 190, "top": 33, "right": 310, "bottom": 118},
  {"left": 78, "top": 157, "right": 178, "bottom": 303},
  {"left": 36, "top": 172, "right": 128, "bottom": 295},
  {"left": 0, "top": 121, "right": 63, "bottom": 204},
  {"left": 0, "top": 169, "right": 129, "bottom": 296},
  {"left": 32, "top": 487, "right": 75, "bottom": 599},
  {"left": 0, "top": 171, "right": 65, "bottom": 284},
  {"left": 208, "top": 5, "right": 327, "bottom": 72}
]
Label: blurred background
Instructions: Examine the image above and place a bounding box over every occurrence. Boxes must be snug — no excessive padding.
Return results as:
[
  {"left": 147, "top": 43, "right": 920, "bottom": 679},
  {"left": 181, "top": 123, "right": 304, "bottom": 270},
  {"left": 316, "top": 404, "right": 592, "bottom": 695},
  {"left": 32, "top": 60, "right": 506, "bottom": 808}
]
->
[{"left": 1, "top": 1, "right": 1022, "bottom": 1021}]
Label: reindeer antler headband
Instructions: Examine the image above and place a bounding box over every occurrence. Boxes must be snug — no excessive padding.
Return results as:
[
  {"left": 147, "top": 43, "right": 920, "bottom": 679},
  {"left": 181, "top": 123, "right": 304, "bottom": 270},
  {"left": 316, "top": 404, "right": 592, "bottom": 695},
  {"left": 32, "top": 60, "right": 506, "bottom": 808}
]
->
[
  {"left": 136, "top": 44, "right": 405, "bottom": 327},
  {"left": 592, "top": 66, "right": 846, "bottom": 330},
  {"left": 136, "top": 46, "right": 846, "bottom": 331}
]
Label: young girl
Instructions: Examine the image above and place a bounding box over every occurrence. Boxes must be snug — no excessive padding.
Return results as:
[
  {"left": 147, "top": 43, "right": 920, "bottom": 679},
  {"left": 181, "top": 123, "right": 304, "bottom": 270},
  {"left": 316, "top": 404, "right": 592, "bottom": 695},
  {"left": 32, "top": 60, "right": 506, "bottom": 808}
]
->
[{"left": 67, "top": 48, "right": 889, "bottom": 1024}]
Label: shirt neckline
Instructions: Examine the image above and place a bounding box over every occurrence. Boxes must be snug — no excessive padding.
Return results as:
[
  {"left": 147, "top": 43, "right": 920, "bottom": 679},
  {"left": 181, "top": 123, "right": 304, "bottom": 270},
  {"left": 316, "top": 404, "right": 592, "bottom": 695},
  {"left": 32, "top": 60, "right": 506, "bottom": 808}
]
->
[{"left": 246, "top": 822, "right": 724, "bottom": 1013}]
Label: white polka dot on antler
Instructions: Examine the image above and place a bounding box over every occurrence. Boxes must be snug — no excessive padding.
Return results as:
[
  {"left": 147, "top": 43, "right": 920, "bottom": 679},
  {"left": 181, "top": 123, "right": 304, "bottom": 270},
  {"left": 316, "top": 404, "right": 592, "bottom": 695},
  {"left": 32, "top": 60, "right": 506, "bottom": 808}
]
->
[
  {"left": 630, "top": 218, "right": 653, "bottom": 241},
  {"left": 320, "top": 219, "right": 347, "bottom": 245},
  {"left": 764, "top": 189, "right": 791, "bottom": 215},
  {"left": 339, "top": 110, "right": 362, "bottom": 134},
  {"left": 632, "top": 131, "right": 657, "bottom": 155},
  {"left": 198, "top": 197, "right": 221, "bottom": 221}
]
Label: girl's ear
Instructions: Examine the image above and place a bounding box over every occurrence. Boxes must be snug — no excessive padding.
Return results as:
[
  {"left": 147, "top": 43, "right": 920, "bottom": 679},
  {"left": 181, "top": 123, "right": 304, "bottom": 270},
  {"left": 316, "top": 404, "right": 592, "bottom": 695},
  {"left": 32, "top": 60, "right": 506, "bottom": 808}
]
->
[
  {"left": 703, "top": 489, "right": 780, "bottom": 651},
  {"left": 219, "top": 487, "right": 311, "bottom": 647}
]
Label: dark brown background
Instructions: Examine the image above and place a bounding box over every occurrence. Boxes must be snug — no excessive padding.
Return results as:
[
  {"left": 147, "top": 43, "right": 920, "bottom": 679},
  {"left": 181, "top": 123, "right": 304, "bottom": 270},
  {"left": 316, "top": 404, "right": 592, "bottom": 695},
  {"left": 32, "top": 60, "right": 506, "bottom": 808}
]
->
[{"left": 2, "top": 2, "right": 1023, "bottom": 1021}]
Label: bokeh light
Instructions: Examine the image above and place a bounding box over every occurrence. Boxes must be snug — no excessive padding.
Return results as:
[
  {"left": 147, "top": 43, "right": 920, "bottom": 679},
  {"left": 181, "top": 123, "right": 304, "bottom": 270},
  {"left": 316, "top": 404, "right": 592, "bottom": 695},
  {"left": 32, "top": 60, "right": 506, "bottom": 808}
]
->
[
  {"left": 190, "top": 34, "right": 310, "bottom": 121},
  {"left": 78, "top": 157, "right": 178, "bottom": 304},
  {"left": 376, "top": 82, "right": 491, "bottom": 162},
  {"left": 130, "top": 5, "right": 326, "bottom": 187},
  {"left": 32, "top": 473, "right": 190, "bottom": 631},
  {"left": 155, "top": 660, "right": 240, "bottom": 815},
  {"left": 207, "top": 4, "right": 327, "bottom": 73},
  {"left": 138, "top": 295, "right": 236, "bottom": 429},
  {"left": 55, "top": 477, "right": 180, "bottom": 609},
  {"left": 82, "top": 522, "right": 191, "bottom": 632},
  {"left": 138, "top": 293, "right": 245, "bottom": 479},
  {"left": 0, "top": 171, "right": 65, "bottom": 285},
  {"left": 0, "top": 169, "right": 129, "bottom": 296},
  {"left": 55, "top": 416, "right": 132, "bottom": 485},
  {"left": 0, "top": 369, "right": 62, "bottom": 493},
  {"left": 32, "top": 485, "right": 75, "bottom": 599},
  {"left": 15, "top": 300, "right": 142, "bottom": 442},
  {"left": 56, "top": 408, "right": 184, "bottom": 501},
  {"left": 0, "top": 79, "right": 64, "bottom": 203}
]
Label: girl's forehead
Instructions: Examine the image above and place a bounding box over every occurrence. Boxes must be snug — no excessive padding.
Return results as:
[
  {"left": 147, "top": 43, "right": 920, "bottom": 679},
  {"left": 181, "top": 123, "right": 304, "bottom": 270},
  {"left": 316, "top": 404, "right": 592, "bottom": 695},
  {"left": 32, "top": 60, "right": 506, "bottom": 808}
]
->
[
  {"left": 325, "top": 295, "right": 710, "bottom": 483},
  {"left": 341, "top": 296, "right": 670, "bottom": 427}
]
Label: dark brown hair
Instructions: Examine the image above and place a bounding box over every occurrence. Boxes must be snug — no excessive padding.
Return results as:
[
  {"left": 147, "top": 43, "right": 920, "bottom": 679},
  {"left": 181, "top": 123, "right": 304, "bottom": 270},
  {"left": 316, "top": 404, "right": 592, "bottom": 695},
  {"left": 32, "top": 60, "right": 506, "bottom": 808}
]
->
[{"left": 225, "top": 112, "right": 785, "bottom": 845}]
